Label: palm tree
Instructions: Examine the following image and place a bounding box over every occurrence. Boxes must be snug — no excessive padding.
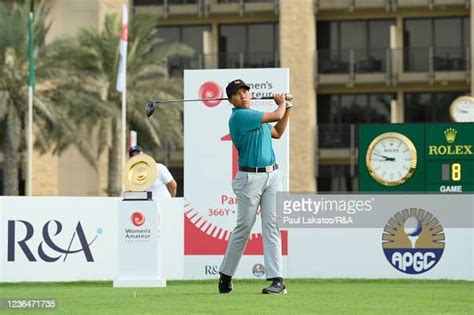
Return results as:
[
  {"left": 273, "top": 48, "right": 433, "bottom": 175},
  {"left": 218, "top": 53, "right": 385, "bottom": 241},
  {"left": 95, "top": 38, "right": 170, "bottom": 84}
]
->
[
  {"left": 0, "top": 1, "right": 63, "bottom": 195},
  {"left": 49, "top": 14, "right": 192, "bottom": 196},
  {"left": 0, "top": 1, "right": 103, "bottom": 195}
]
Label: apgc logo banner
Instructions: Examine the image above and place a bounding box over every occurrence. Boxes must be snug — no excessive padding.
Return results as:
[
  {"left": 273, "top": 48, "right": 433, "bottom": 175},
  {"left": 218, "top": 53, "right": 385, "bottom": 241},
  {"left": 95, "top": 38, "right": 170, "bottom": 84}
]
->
[{"left": 382, "top": 208, "right": 445, "bottom": 274}]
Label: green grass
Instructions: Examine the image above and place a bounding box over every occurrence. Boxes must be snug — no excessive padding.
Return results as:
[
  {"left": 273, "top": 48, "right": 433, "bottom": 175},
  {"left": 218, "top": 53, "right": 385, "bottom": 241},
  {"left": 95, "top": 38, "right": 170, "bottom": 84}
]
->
[{"left": 0, "top": 279, "right": 473, "bottom": 314}]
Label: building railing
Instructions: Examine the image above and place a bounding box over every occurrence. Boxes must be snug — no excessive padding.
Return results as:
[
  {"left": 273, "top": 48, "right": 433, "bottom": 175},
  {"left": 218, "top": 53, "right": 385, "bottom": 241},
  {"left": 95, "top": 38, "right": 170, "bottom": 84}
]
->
[
  {"left": 218, "top": 0, "right": 274, "bottom": 3},
  {"left": 164, "top": 51, "right": 280, "bottom": 76},
  {"left": 316, "top": 46, "right": 470, "bottom": 85},
  {"left": 158, "top": 47, "right": 470, "bottom": 81},
  {"left": 133, "top": 0, "right": 197, "bottom": 4},
  {"left": 135, "top": 0, "right": 468, "bottom": 12},
  {"left": 318, "top": 47, "right": 470, "bottom": 74},
  {"left": 133, "top": 0, "right": 279, "bottom": 17},
  {"left": 134, "top": 0, "right": 275, "bottom": 4},
  {"left": 314, "top": 0, "right": 469, "bottom": 12},
  {"left": 317, "top": 123, "right": 359, "bottom": 149},
  {"left": 317, "top": 48, "right": 388, "bottom": 74},
  {"left": 403, "top": 46, "right": 469, "bottom": 72},
  {"left": 316, "top": 123, "right": 359, "bottom": 190}
]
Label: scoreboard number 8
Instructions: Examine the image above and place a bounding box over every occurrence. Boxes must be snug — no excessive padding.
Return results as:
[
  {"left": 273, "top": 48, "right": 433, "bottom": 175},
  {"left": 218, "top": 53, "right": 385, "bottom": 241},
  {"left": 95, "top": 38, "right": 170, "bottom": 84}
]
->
[{"left": 442, "top": 163, "right": 462, "bottom": 181}]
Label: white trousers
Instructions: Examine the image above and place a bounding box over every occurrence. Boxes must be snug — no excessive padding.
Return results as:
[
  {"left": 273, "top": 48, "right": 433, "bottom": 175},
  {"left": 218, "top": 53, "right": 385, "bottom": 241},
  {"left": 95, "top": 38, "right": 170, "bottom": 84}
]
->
[{"left": 219, "top": 169, "right": 283, "bottom": 279}]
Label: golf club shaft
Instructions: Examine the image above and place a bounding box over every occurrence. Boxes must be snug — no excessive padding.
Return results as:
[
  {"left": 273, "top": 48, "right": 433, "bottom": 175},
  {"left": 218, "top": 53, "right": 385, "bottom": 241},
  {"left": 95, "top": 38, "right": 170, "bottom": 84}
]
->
[
  {"left": 146, "top": 94, "right": 293, "bottom": 117},
  {"left": 156, "top": 97, "right": 226, "bottom": 104},
  {"left": 155, "top": 95, "right": 291, "bottom": 104}
]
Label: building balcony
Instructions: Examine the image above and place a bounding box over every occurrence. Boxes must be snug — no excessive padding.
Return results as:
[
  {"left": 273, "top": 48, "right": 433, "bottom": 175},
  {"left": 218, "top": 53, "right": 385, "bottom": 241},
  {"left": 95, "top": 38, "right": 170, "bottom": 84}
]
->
[
  {"left": 316, "top": 47, "right": 470, "bottom": 86},
  {"left": 132, "top": 0, "right": 279, "bottom": 18},
  {"left": 315, "top": 0, "right": 388, "bottom": 12},
  {"left": 314, "top": 0, "right": 469, "bottom": 13},
  {"left": 156, "top": 47, "right": 470, "bottom": 85},
  {"left": 212, "top": 0, "right": 278, "bottom": 15},
  {"left": 316, "top": 123, "right": 358, "bottom": 172},
  {"left": 164, "top": 51, "right": 280, "bottom": 76}
]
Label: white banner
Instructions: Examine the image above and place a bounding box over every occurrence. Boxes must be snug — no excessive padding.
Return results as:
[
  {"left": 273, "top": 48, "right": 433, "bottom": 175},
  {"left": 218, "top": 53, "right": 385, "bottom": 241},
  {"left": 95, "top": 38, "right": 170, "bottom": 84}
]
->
[
  {"left": 183, "top": 68, "right": 290, "bottom": 279},
  {"left": 288, "top": 229, "right": 473, "bottom": 280},
  {"left": 0, "top": 197, "right": 184, "bottom": 282},
  {"left": 1, "top": 197, "right": 119, "bottom": 282},
  {"left": 0, "top": 196, "right": 472, "bottom": 281}
]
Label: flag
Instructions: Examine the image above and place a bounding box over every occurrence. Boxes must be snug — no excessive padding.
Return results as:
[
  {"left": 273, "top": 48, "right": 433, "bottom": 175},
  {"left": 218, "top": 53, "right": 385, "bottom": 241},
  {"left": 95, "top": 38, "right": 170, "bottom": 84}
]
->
[
  {"left": 116, "top": 5, "right": 128, "bottom": 92},
  {"left": 28, "top": 11, "right": 35, "bottom": 88}
]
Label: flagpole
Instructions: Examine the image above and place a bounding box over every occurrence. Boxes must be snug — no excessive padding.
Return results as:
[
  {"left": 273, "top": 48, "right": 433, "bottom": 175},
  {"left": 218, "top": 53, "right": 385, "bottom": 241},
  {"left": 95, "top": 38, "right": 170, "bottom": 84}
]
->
[
  {"left": 122, "top": 66, "right": 126, "bottom": 178},
  {"left": 27, "top": 11, "right": 34, "bottom": 196},
  {"left": 27, "top": 85, "right": 33, "bottom": 196},
  {"left": 117, "top": 4, "right": 128, "bottom": 192}
]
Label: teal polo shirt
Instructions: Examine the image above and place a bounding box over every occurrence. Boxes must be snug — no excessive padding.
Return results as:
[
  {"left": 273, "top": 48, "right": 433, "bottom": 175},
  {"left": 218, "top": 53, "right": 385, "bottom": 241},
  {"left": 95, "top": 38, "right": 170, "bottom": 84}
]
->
[{"left": 229, "top": 107, "right": 276, "bottom": 168}]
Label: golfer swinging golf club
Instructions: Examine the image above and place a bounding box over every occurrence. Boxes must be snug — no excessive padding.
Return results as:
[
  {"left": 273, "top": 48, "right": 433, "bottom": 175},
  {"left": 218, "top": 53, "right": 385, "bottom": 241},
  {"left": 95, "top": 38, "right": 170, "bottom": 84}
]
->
[{"left": 218, "top": 79, "right": 293, "bottom": 295}]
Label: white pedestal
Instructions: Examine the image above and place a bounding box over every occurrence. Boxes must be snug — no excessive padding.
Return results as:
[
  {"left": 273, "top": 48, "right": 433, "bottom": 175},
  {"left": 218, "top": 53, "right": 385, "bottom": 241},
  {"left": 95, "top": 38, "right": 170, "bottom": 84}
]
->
[{"left": 113, "top": 199, "right": 166, "bottom": 288}]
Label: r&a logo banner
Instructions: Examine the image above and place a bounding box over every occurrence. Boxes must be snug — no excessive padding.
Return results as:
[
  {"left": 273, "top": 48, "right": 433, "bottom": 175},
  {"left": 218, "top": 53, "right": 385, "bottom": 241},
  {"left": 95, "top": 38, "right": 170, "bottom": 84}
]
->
[{"left": 7, "top": 219, "right": 102, "bottom": 262}]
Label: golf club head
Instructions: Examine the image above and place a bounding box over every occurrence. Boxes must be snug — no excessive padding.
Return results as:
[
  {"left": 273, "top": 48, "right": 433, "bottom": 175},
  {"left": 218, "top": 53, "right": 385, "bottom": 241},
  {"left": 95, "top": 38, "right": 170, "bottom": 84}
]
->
[{"left": 145, "top": 100, "right": 157, "bottom": 117}]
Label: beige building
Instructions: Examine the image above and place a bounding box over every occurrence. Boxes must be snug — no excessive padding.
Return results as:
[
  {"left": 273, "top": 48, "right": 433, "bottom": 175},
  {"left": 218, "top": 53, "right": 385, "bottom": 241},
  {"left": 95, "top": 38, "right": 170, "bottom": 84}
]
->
[
  {"left": 31, "top": 0, "right": 128, "bottom": 196},
  {"left": 20, "top": 0, "right": 472, "bottom": 195}
]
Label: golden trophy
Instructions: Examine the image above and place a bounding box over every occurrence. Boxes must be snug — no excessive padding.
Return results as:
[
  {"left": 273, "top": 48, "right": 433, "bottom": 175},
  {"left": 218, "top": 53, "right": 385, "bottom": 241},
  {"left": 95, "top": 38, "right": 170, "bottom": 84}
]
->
[{"left": 122, "top": 153, "right": 157, "bottom": 200}]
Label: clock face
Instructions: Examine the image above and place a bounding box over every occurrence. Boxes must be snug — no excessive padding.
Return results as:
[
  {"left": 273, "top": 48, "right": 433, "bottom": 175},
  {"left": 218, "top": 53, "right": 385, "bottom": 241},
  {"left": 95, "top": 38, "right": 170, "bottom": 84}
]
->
[
  {"left": 450, "top": 96, "right": 474, "bottom": 122},
  {"left": 366, "top": 132, "right": 417, "bottom": 186}
]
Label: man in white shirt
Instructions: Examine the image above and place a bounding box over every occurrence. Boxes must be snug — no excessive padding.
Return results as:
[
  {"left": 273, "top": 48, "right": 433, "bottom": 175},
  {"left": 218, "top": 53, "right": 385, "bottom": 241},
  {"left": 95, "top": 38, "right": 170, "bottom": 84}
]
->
[{"left": 128, "top": 145, "right": 177, "bottom": 198}]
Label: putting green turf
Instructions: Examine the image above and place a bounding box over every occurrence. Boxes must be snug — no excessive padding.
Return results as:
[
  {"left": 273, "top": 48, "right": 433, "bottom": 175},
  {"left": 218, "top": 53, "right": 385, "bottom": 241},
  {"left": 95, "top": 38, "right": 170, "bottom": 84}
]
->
[{"left": 1, "top": 279, "right": 473, "bottom": 314}]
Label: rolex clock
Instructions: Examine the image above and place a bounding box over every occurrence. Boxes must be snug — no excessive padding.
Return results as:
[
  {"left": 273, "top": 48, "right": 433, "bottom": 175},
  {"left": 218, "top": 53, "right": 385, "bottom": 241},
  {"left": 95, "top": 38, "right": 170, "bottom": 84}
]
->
[
  {"left": 450, "top": 96, "right": 474, "bottom": 122},
  {"left": 366, "top": 132, "right": 417, "bottom": 186}
]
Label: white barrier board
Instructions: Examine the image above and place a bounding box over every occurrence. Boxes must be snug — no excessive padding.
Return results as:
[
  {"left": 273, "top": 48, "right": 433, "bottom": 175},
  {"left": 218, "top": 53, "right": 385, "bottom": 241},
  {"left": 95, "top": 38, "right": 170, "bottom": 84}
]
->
[
  {"left": 0, "top": 195, "right": 472, "bottom": 281},
  {"left": 1, "top": 197, "right": 119, "bottom": 282}
]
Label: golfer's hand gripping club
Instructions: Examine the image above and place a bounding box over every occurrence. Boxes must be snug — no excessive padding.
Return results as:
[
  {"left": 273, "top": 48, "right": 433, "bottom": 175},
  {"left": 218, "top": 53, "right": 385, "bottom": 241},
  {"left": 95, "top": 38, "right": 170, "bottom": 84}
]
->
[{"left": 145, "top": 100, "right": 156, "bottom": 117}]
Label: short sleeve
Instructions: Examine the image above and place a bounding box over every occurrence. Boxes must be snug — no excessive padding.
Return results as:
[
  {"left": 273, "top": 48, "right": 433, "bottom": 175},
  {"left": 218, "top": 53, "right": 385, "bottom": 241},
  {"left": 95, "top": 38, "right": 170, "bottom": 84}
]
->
[
  {"left": 157, "top": 163, "right": 173, "bottom": 184},
  {"left": 235, "top": 109, "right": 263, "bottom": 132}
]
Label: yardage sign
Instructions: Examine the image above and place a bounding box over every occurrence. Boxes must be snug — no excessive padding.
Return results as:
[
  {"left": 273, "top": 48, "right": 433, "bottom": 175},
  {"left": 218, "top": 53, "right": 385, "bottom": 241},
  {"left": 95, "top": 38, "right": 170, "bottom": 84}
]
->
[{"left": 359, "top": 123, "right": 474, "bottom": 192}]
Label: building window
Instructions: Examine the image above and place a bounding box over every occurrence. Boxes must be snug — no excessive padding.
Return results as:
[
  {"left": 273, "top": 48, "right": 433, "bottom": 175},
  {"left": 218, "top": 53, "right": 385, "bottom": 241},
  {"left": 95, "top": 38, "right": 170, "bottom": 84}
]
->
[
  {"left": 318, "top": 93, "right": 392, "bottom": 124},
  {"left": 317, "top": 93, "right": 393, "bottom": 192},
  {"left": 317, "top": 94, "right": 395, "bottom": 148},
  {"left": 317, "top": 93, "right": 392, "bottom": 148},
  {"left": 404, "top": 17, "right": 470, "bottom": 71},
  {"left": 156, "top": 25, "right": 211, "bottom": 76},
  {"left": 218, "top": 23, "right": 279, "bottom": 68},
  {"left": 318, "top": 165, "right": 358, "bottom": 192},
  {"left": 317, "top": 20, "right": 394, "bottom": 73},
  {"left": 404, "top": 91, "right": 468, "bottom": 122}
]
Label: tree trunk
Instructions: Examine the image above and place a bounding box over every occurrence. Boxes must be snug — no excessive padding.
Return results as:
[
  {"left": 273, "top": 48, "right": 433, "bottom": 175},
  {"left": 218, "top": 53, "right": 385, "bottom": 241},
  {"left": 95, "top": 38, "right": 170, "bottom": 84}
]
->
[
  {"left": 3, "top": 105, "right": 21, "bottom": 195},
  {"left": 107, "top": 119, "right": 121, "bottom": 196}
]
